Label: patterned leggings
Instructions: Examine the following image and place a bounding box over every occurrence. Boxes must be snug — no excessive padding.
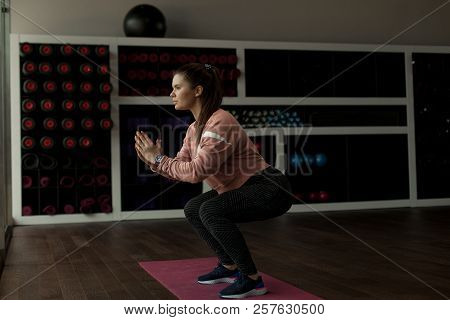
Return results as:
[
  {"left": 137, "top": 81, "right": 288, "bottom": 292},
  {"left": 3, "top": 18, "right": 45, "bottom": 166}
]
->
[{"left": 184, "top": 166, "right": 293, "bottom": 275}]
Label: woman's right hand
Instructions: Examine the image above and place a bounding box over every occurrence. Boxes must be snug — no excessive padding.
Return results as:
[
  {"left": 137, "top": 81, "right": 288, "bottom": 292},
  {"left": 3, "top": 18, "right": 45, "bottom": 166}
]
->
[
  {"left": 135, "top": 146, "right": 149, "bottom": 165},
  {"left": 136, "top": 143, "right": 162, "bottom": 173}
]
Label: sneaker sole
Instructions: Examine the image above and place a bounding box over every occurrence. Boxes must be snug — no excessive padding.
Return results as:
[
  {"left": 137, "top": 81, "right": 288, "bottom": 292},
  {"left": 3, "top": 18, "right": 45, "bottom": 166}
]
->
[
  {"left": 219, "top": 287, "right": 268, "bottom": 299},
  {"left": 197, "top": 277, "right": 237, "bottom": 285}
]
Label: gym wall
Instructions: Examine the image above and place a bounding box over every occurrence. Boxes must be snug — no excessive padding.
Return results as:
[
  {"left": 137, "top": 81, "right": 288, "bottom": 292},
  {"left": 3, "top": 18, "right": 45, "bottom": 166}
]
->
[
  {"left": 7, "top": 1, "right": 450, "bottom": 225},
  {"left": 10, "top": 0, "right": 450, "bottom": 45}
]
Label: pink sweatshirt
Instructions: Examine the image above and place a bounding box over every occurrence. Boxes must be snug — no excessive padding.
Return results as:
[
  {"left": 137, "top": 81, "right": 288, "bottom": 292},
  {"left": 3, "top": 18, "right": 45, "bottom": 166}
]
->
[{"left": 153, "top": 108, "right": 269, "bottom": 194}]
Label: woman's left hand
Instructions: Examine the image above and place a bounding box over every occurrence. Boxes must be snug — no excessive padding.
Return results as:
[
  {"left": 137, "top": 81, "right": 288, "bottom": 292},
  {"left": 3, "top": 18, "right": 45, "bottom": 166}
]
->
[{"left": 135, "top": 131, "right": 162, "bottom": 164}]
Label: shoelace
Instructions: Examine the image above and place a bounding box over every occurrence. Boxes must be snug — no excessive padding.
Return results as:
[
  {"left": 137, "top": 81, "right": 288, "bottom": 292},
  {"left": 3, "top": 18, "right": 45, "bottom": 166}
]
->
[
  {"left": 212, "top": 264, "right": 228, "bottom": 275},
  {"left": 234, "top": 274, "right": 248, "bottom": 286},
  {"left": 214, "top": 264, "right": 238, "bottom": 274}
]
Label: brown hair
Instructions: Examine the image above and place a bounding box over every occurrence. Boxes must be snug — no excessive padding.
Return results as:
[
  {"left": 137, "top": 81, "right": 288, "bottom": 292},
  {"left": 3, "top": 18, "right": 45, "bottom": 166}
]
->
[{"left": 174, "top": 63, "right": 223, "bottom": 146}]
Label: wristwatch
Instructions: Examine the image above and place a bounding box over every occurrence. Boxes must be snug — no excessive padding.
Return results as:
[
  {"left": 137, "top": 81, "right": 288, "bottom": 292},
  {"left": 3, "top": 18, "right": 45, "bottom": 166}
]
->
[{"left": 154, "top": 154, "right": 164, "bottom": 165}]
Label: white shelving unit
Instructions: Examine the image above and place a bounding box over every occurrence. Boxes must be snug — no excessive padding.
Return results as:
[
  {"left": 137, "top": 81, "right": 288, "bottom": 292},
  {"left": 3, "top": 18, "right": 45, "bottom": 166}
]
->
[{"left": 9, "top": 34, "right": 450, "bottom": 225}]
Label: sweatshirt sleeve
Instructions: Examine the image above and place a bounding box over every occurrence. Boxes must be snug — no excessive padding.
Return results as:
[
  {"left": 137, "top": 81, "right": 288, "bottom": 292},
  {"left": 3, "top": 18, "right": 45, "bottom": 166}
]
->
[
  {"left": 173, "top": 127, "right": 192, "bottom": 162},
  {"left": 154, "top": 117, "right": 236, "bottom": 183}
]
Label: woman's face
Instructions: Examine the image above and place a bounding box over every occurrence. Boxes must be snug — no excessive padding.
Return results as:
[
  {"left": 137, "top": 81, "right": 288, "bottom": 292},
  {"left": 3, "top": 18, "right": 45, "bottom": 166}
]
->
[{"left": 170, "top": 73, "right": 197, "bottom": 111}]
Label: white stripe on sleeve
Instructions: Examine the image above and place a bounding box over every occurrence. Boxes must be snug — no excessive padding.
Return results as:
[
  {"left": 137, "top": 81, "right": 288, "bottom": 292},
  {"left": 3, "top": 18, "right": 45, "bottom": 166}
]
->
[
  {"left": 202, "top": 131, "right": 228, "bottom": 143},
  {"left": 195, "top": 131, "right": 230, "bottom": 156}
]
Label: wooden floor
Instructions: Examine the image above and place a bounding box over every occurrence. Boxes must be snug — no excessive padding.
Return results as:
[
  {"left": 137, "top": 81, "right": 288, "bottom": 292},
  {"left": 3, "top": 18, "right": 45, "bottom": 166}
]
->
[{"left": 1, "top": 206, "right": 449, "bottom": 300}]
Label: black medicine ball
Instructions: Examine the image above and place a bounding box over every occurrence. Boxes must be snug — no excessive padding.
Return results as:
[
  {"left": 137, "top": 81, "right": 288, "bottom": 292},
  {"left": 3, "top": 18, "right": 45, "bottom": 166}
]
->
[{"left": 123, "top": 4, "right": 166, "bottom": 37}]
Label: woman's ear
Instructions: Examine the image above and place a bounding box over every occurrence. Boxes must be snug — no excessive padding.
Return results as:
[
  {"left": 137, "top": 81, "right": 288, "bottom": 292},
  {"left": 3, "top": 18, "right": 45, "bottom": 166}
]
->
[{"left": 194, "top": 85, "right": 204, "bottom": 97}]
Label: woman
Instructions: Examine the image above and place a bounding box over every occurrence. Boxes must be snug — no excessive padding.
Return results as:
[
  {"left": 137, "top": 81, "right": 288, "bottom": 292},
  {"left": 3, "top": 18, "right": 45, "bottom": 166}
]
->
[{"left": 135, "top": 63, "right": 293, "bottom": 299}]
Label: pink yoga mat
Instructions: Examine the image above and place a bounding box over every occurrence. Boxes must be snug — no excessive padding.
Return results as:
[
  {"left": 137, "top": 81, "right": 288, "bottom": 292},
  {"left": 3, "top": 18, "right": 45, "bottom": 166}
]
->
[{"left": 139, "top": 257, "right": 321, "bottom": 300}]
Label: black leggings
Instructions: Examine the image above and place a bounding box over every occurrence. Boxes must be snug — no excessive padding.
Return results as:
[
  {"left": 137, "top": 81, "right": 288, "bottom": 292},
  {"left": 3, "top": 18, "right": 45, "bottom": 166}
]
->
[{"left": 184, "top": 166, "right": 293, "bottom": 275}]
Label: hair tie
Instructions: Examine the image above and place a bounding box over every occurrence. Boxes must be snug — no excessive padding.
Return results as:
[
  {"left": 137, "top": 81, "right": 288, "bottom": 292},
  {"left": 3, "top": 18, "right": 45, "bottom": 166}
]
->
[{"left": 204, "top": 64, "right": 212, "bottom": 71}]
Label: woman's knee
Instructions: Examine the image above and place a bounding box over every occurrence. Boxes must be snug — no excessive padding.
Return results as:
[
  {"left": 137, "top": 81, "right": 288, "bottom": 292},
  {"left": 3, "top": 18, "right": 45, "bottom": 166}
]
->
[
  {"left": 198, "top": 201, "right": 220, "bottom": 226},
  {"left": 184, "top": 190, "right": 218, "bottom": 219},
  {"left": 184, "top": 198, "right": 201, "bottom": 220}
]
